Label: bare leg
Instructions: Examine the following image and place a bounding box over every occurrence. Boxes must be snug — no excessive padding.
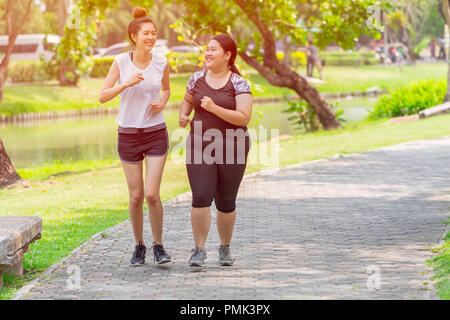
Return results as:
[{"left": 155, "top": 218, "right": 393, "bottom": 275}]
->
[
  {"left": 121, "top": 161, "right": 145, "bottom": 246},
  {"left": 191, "top": 207, "right": 211, "bottom": 248},
  {"left": 317, "top": 58, "right": 325, "bottom": 80},
  {"left": 144, "top": 154, "right": 167, "bottom": 246},
  {"left": 307, "top": 59, "right": 312, "bottom": 77},
  {"left": 216, "top": 210, "right": 236, "bottom": 246}
]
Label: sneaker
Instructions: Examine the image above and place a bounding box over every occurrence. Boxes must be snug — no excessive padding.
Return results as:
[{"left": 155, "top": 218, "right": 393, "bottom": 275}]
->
[
  {"left": 130, "top": 242, "right": 146, "bottom": 267},
  {"left": 188, "top": 247, "right": 207, "bottom": 267},
  {"left": 152, "top": 242, "right": 172, "bottom": 264},
  {"left": 218, "top": 245, "right": 234, "bottom": 266}
]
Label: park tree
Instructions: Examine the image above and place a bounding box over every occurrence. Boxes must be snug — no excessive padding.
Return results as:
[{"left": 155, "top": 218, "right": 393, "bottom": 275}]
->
[
  {"left": 385, "top": 0, "right": 446, "bottom": 61},
  {"left": 0, "top": 0, "right": 34, "bottom": 187},
  {"left": 0, "top": 0, "right": 53, "bottom": 35},
  {"left": 44, "top": 0, "right": 111, "bottom": 86},
  {"left": 64, "top": 0, "right": 382, "bottom": 130},
  {"left": 422, "top": 0, "right": 446, "bottom": 39},
  {"left": 0, "top": 140, "right": 20, "bottom": 188},
  {"left": 94, "top": 0, "right": 188, "bottom": 48},
  {"left": 440, "top": 0, "right": 450, "bottom": 102},
  {"left": 144, "top": 0, "right": 382, "bottom": 130},
  {"left": 95, "top": 0, "right": 133, "bottom": 48},
  {"left": 0, "top": 0, "right": 34, "bottom": 102}
]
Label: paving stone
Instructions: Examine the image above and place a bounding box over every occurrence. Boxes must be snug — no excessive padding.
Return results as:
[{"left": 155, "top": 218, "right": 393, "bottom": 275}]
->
[{"left": 20, "top": 136, "right": 450, "bottom": 300}]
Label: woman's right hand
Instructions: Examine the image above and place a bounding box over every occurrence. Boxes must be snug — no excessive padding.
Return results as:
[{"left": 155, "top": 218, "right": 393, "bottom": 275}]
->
[
  {"left": 125, "top": 72, "right": 144, "bottom": 88},
  {"left": 179, "top": 114, "right": 191, "bottom": 128}
]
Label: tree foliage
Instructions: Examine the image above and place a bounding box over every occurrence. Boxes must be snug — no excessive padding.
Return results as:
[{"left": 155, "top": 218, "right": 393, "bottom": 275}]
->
[
  {"left": 43, "top": 0, "right": 121, "bottom": 85},
  {"left": 386, "top": 0, "right": 445, "bottom": 58}
]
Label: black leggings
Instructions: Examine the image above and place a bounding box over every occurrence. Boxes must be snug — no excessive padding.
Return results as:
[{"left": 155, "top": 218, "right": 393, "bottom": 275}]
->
[{"left": 186, "top": 132, "right": 251, "bottom": 213}]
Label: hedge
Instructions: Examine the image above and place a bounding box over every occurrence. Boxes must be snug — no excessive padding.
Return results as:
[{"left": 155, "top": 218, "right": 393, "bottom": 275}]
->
[
  {"left": 368, "top": 80, "right": 447, "bottom": 119},
  {"left": 320, "top": 50, "right": 379, "bottom": 66},
  {"left": 8, "top": 60, "right": 51, "bottom": 83}
]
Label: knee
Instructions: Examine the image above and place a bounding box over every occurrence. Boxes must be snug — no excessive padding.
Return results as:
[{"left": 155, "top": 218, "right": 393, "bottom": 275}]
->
[
  {"left": 145, "top": 191, "right": 160, "bottom": 204},
  {"left": 216, "top": 202, "right": 236, "bottom": 213},
  {"left": 192, "top": 194, "right": 213, "bottom": 208},
  {"left": 129, "top": 192, "right": 144, "bottom": 207},
  {"left": 215, "top": 195, "right": 236, "bottom": 213}
]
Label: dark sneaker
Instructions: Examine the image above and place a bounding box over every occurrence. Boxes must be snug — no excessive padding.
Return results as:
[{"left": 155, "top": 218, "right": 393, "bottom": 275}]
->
[
  {"left": 188, "top": 247, "right": 207, "bottom": 267},
  {"left": 130, "top": 242, "right": 146, "bottom": 267},
  {"left": 152, "top": 242, "right": 172, "bottom": 264},
  {"left": 218, "top": 245, "right": 234, "bottom": 266}
]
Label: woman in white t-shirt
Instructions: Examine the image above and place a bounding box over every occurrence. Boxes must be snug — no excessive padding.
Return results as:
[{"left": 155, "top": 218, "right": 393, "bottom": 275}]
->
[{"left": 99, "top": 7, "right": 171, "bottom": 267}]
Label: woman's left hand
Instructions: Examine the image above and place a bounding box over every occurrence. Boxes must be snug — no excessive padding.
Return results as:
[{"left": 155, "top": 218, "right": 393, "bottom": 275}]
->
[
  {"left": 200, "top": 96, "right": 218, "bottom": 113},
  {"left": 149, "top": 101, "right": 164, "bottom": 113}
]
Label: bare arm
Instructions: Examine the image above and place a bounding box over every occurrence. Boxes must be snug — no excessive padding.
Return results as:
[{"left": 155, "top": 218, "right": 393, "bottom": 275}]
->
[
  {"left": 98, "top": 60, "right": 143, "bottom": 104},
  {"left": 179, "top": 91, "right": 194, "bottom": 127},
  {"left": 151, "top": 63, "right": 171, "bottom": 112},
  {"left": 202, "top": 93, "right": 252, "bottom": 127},
  {"left": 159, "top": 63, "right": 171, "bottom": 107}
]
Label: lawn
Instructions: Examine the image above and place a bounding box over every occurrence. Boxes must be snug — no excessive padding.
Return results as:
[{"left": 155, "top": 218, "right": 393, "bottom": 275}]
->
[
  {"left": 427, "top": 225, "right": 449, "bottom": 300},
  {"left": 1, "top": 113, "right": 450, "bottom": 299},
  {"left": 0, "top": 63, "right": 447, "bottom": 116}
]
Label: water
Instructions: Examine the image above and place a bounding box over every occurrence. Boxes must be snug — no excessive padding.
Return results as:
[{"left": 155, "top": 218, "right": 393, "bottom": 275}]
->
[{"left": 0, "top": 98, "right": 377, "bottom": 169}]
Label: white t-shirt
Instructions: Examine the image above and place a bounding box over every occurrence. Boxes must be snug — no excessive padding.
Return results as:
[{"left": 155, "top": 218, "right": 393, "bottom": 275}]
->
[{"left": 114, "top": 51, "right": 167, "bottom": 128}]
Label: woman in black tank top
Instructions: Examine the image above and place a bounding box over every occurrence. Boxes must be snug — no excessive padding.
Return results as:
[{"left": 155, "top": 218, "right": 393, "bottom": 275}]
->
[{"left": 179, "top": 34, "right": 253, "bottom": 267}]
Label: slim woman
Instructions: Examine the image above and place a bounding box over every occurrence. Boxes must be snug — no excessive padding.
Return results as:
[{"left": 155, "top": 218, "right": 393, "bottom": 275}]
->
[
  {"left": 179, "top": 34, "right": 252, "bottom": 267},
  {"left": 99, "top": 7, "right": 171, "bottom": 266}
]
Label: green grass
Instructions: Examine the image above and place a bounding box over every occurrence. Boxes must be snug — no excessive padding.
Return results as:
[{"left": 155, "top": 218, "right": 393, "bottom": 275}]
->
[
  {"left": 17, "top": 158, "right": 120, "bottom": 181},
  {"left": 2, "top": 113, "right": 450, "bottom": 299},
  {"left": 427, "top": 226, "right": 450, "bottom": 300},
  {"left": 1, "top": 63, "right": 446, "bottom": 115},
  {"left": 313, "top": 63, "right": 447, "bottom": 93}
]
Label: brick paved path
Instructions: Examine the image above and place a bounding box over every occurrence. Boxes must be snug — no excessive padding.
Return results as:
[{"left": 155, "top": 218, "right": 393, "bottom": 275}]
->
[{"left": 20, "top": 137, "right": 450, "bottom": 299}]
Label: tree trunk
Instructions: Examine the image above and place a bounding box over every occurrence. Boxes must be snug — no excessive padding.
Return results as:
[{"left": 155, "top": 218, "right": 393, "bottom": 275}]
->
[
  {"left": 445, "top": 36, "right": 450, "bottom": 102},
  {"left": 446, "top": 30, "right": 450, "bottom": 102},
  {"left": 282, "top": 38, "right": 293, "bottom": 66},
  {"left": 444, "top": 1, "right": 450, "bottom": 102},
  {"left": 291, "top": 73, "right": 341, "bottom": 130},
  {"left": 239, "top": 52, "right": 340, "bottom": 130},
  {"left": 0, "top": 63, "right": 7, "bottom": 102},
  {"left": 0, "top": 0, "right": 34, "bottom": 102},
  {"left": 58, "top": 0, "right": 72, "bottom": 86},
  {"left": 0, "top": 139, "right": 21, "bottom": 188},
  {"left": 233, "top": 0, "right": 340, "bottom": 130}
]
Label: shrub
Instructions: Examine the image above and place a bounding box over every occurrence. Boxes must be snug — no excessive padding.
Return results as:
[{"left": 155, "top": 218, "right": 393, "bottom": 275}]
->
[
  {"left": 368, "top": 80, "right": 447, "bottom": 119},
  {"left": 276, "top": 51, "right": 307, "bottom": 67},
  {"left": 282, "top": 98, "right": 345, "bottom": 133},
  {"left": 167, "top": 52, "right": 201, "bottom": 73},
  {"left": 90, "top": 57, "right": 114, "bottom": 78},
  {"left": 89, "top": 52, "right": 203, "bottom": 78},
  {"left": 8, "top": 60, "right": 52, "bottom": 83},
  {"left": 320, "top": 50, "right": 379, "bottom": 66}
]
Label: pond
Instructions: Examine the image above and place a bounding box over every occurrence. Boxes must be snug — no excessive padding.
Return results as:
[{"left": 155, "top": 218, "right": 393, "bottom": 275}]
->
[{"left": 0, "top": 97, "right": 378, "bottom": 169}]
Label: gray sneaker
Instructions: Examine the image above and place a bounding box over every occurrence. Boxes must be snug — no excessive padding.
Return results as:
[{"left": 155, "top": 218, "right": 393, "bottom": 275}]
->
[
  {"left": 218, "top": 245, "right": 234, "bottom": 266},
  {"left": 189, "top": 247, "right": 207, "bottom": 267}
]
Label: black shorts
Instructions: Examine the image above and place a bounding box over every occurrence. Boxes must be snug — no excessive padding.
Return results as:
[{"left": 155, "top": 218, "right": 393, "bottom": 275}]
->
[
  {"left": 117, "top": 127, "right": 169, "bottom": 163},
  {"left": 185, "top": 131, "right": 251, "bottom": 213}
]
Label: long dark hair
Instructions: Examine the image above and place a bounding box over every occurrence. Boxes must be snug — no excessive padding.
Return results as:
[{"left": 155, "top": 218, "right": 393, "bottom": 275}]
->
[
  {"left": 128, "top": 7, "right": 157, "bottom": 46},
  {"left": 211, "top": 34, "right": 241, "bottom": 76}
]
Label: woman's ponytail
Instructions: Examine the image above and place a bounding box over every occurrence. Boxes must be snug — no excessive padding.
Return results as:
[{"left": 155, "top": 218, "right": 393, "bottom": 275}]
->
[
  {"left": 211, "top": 34, "right": 241, "bottom": 76},
  {"left": 229, "top": 61, "right": 241, "bottom": 76},
  {"left": 128, "top": 7, "right": 156, "bottom": 46}
]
